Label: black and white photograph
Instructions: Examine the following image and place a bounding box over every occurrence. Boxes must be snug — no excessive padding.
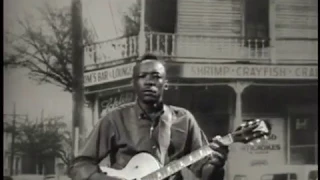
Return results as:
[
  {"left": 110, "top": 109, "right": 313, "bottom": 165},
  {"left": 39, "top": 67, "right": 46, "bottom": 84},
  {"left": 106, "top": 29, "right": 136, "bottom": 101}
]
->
[{"left": 4, "top": 0, "right": 318, "bottom": 180}]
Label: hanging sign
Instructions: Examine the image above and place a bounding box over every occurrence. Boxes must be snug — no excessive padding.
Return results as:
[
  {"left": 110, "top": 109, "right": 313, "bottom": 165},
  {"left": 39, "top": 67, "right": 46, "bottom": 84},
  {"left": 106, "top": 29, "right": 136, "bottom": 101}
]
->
[
  {"left": 84, "top": 63, "right": 135, "bottom": 87},
  {"left": 99, "top": 91, "right": 135, "bottom": 117}
]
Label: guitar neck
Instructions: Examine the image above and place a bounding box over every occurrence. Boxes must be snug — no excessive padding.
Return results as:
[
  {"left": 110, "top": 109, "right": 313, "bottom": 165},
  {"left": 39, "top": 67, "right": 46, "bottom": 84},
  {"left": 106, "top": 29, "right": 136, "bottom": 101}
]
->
[{"left": 142, "top": 133, "right": 234, "bottom": 180}]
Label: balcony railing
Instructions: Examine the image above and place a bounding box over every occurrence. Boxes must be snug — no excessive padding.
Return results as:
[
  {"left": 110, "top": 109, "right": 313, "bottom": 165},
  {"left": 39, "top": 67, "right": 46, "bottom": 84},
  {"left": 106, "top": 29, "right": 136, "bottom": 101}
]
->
[
  {"left": 84, "top": 36, "right": 138, "bottom": 69},
  {"left": 145, "top": 32, "right": 271, "bottom": 63},
  {"left": 84, "top": 32, "right": 318, "bottom": 69}
]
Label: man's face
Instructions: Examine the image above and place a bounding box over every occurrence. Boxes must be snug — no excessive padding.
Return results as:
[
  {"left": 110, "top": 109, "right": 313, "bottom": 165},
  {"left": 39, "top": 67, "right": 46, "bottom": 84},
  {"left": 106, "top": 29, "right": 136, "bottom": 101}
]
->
[{"left": 133, "top": 60, "right": 167, "bottom": 104}]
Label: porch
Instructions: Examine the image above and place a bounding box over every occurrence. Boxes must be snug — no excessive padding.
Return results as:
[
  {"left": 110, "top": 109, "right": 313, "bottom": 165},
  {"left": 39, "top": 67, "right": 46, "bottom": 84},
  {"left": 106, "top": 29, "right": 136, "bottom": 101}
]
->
[{"left": 84, "top": 32, "right": 318, "bottom": 70}]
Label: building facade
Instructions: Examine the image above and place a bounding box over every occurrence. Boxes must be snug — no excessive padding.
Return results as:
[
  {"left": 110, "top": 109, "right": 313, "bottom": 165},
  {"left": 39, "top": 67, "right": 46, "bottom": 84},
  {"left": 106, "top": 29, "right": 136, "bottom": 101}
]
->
[{"left": 83, "top": 0, "right": 317, "bottom": 179}]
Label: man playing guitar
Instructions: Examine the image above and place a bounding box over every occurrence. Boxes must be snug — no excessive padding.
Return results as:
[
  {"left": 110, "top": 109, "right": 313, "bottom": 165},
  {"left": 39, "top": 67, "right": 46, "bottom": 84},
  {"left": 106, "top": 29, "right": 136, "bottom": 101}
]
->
[{"left": 68, "top": 53, "right": 229, "bottom": 180}]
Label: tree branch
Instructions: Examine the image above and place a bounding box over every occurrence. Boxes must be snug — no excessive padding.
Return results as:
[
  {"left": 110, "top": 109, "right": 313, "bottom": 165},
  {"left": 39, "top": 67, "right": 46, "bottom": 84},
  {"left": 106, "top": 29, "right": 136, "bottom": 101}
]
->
[{"left": 4, "top": 3, "right": 93, "bottom": 92}]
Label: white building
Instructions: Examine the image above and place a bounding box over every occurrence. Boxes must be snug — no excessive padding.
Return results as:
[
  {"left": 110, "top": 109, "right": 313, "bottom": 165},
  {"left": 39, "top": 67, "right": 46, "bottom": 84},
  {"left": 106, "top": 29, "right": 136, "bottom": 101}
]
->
[{"left": 83, "top": 0, "right": 318, "bottom": 179}]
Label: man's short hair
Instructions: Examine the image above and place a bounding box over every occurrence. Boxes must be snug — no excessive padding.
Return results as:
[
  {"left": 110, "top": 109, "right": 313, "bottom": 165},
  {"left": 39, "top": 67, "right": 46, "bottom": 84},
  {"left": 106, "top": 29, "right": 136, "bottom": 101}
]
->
[
  {"left": 138, "top": 53, "right": 159, "bottom": 62},
  {"left": 133, "top": 53, "right": 166, "bottom": 77}
]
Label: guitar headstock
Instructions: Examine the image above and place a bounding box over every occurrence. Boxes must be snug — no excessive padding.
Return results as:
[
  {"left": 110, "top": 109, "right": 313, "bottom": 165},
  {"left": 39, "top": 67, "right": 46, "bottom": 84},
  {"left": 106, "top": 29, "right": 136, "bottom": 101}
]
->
[{"left": 231, "top": 119, "right": 272, "bottom": 144}]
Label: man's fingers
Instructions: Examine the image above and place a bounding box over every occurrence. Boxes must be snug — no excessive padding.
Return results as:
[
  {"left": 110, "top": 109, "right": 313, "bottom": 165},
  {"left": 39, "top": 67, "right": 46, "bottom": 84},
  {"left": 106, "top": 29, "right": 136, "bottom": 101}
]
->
[
  {"left": 208, "top": 136, "right": 230, "bottom": 168},
  {"left": 212, "top": 150, "right": 224, "bottom": 160},
  {"left": 210, "top": 141, "right": 229, "bottom": 155},
  {"left": 210, "top": 151, "right": 227, "bottom": 168},
  {"left": 212, "top": 136, "right": 227, "bottom": 146}
]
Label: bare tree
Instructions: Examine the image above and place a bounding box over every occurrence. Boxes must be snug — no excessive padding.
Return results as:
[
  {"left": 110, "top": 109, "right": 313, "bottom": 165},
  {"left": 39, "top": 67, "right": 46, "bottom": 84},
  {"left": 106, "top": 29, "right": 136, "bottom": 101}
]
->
[
  {"left": 4, "top": 3, "right": 94, "bottom": 92},
  {"left": 122, "top": 0, "right": 141, "bottom": 37}
]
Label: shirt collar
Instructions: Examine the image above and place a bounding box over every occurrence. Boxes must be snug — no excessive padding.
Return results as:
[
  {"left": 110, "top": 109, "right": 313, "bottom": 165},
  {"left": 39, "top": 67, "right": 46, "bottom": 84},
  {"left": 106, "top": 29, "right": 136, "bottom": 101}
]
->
[{"left": 134, "top": 100, "right": 167, "bottom": 120}]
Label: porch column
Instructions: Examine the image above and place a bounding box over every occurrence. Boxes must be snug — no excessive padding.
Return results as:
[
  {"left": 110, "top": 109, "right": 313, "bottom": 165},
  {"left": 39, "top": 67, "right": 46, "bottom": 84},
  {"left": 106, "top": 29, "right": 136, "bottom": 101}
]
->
[
  {"left": 138, "top": 0, "right": 146, "bottom": 55},
  {"left": 91, "top": 94, "right": 99, "bottom": 127},
  {"left": 226, "top": 81, "right": 251, "bottom": 180},
  {"left": 3, "top": 133, "right": 6, "bottom": 174},
  {"left": 269, "top": 0, "right": 277, "bottom": 64},
  {"left": 228, "top": 81, "right": 252, "bottom": 130}
]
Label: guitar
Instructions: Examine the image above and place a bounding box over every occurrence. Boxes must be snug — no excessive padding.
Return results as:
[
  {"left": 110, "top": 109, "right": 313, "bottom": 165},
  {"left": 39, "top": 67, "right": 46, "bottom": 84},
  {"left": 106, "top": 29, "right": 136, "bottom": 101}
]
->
[{"left": 100, "top": 119, "right": 272, "bottom": 180}]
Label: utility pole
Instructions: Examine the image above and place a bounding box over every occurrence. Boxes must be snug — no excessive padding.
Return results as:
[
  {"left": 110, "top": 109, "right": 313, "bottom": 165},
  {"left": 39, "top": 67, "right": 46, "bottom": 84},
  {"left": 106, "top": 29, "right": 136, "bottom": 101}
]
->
[
  {"left": 41, "top": 109, "right": 44, "bottom": 122},
  {"left": 139, "top": 0, "right": 146, "bottom": 56},
  {"left": 41, "top": 109, "right": 44, "bottom": 175},
  {"left": 71, "top": 0, "right": 85, "bottom": 157},
  {"left": 40, "top": 109, "right": 44, "bottom": 132},
  {"left": 10, "top": 103, "right": 16, "bottom": 176},
  {"left": 4, "top": 107, "right": 28, "bottom": 176}
]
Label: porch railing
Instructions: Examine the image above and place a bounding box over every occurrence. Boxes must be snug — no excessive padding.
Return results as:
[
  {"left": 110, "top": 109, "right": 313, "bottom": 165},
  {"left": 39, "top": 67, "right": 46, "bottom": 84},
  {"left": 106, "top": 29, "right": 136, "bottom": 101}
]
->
[
  {"left": 84, "top": 32, "right": 318, "bottom": 68},
  {"left": 145, "top": 32, "right": 271, "bottom": 63},
  {"left": 84, "top": 36, "right": 138, "bottom": 68}
]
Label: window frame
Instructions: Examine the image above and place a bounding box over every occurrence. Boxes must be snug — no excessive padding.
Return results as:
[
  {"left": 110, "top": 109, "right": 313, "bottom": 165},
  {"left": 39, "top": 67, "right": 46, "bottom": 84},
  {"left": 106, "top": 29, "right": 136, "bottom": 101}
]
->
[
  {"left": 242, "top": 0, "right": 270, "bottom": 48},
  {"left": 287, "top": 105, "right": 318, "bottom": 165}
]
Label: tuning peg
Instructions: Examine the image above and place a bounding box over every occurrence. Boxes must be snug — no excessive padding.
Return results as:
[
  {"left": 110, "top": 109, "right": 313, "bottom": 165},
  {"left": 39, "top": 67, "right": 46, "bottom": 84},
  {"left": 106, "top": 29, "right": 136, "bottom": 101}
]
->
[
  {"left": 256, "top": 139, "right": 261, "bottom": 143},
  {"left": 263, "top": 135, "right": 269, "bottom": 139},
  {"left": 249, "top": 142, "right": 254, "bottom": 146}
]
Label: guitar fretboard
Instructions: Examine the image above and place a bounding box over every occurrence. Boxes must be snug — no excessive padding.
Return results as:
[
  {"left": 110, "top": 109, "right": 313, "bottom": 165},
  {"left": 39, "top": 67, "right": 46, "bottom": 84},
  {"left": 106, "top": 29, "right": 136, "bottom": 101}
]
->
[{"left": 141, "top": 134, "right": 234, "bottom": 180}]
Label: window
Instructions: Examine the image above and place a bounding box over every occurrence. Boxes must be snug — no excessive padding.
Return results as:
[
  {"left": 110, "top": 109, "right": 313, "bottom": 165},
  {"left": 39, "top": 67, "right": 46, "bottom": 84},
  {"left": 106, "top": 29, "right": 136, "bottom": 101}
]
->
[
  {"left": 261, "top": 173, "right": 297, "bottom": 180},
  {"left": 290, "top": 113, "right": 318, "bottom": 164},
  {"left": 308, "top": 170, "right": 318, "bottom": 180},
  {"left": 290, "top": 114, "right": 317, "bottom": 145},
  {"left": 7, "top": 156, "right": 11, "bottom": 169},
  {"left": 244, "top": 0, "right": 270, "bottom": 47},
  {"left": 15, "top": 157, "right": 20, "bottom": 174}
]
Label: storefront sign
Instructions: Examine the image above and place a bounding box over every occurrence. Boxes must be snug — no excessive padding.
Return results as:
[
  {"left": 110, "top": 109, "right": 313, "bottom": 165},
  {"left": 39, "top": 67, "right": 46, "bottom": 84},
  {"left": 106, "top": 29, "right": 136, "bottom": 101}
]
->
[
  {"left": 182, "top": 64, "right": 318, "bottom": 80},
  {"left": 84, "top": 63, "right": 135, "bottom": 87},
  {"left": 99, "top": 91, "right": 135, "bottom": 117},
  {"left": 242, "top": 133, "right": 281, "bottom": 155},
  {"left": 231, "top": 118, "right": 286, "bottom": 168}
]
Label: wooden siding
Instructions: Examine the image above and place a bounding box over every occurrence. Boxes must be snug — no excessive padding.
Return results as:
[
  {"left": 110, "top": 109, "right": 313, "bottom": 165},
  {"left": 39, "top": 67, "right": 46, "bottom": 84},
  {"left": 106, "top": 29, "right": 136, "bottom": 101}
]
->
[
  {"left": 175, "top": 0, "right": 244, "bottom": 61},
  {"left": 275, "top": 0, "right": 318, "bottom": 38},
  {"left": 176, "top": 0, "right": 242, "bottom": 36},
  {"left": 275, "top": 0, "right": 318, "bottom": 64},
  {"left": 275, "top": 39, "right": 318, "bottom": 64}
]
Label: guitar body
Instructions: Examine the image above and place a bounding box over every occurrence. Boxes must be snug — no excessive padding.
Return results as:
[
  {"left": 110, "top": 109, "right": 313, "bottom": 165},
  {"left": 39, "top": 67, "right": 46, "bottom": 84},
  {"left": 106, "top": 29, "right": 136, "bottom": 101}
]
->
[
  {"left": 100, "top": 153, "right": 162, "bottom": 179},
  {"left": 99, "top": 119, "right": 271, "bottom": 180}
]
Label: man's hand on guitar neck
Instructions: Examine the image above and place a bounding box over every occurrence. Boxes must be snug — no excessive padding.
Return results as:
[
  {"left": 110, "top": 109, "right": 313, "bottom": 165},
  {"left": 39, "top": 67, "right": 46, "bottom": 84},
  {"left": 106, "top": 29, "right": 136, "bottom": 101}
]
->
[
  {"left": 208, "top": 136, "right": 229, "bottom": 169},
  {"left": 200, "top": 136, "right": 229, "bottom": 180}
]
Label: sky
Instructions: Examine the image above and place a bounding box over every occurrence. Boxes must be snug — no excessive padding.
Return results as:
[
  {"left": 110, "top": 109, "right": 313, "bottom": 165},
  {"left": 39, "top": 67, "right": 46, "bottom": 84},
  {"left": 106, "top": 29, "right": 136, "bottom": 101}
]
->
[{"left": 3, "top": 0, "right": 135, "bottom": 130}]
